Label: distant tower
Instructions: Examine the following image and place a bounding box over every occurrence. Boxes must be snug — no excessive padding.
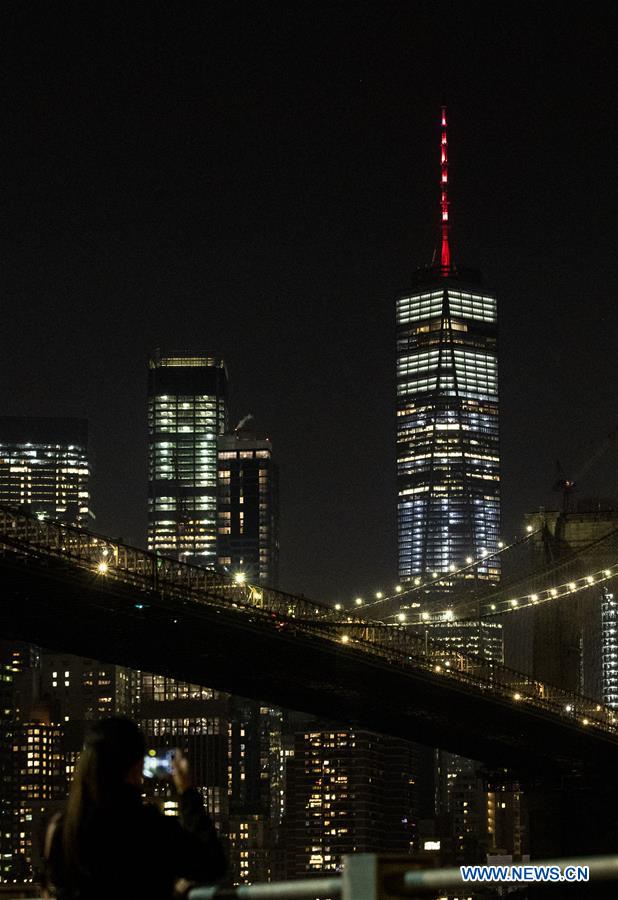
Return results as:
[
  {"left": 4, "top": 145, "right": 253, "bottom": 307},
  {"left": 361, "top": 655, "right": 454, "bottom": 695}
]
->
[
  {"left": 217, "top": 419, "right": 279, "bottom": 586},
  {"left": 147, "top": 351, "right": 228, "bottom": 566},
  {"left": 396, "top": 109, "right": 500, "bottom": 594}
]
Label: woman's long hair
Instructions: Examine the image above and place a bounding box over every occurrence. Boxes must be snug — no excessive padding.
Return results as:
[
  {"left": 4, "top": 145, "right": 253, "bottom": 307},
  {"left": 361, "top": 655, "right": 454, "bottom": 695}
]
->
[{"left": 62, "top": 717, "right": 145, "bottom": 879}]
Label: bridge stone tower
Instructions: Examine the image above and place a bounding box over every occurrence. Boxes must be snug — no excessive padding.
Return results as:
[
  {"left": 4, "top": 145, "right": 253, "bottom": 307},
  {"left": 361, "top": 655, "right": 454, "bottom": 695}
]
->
[{"left": 396, "top": 108, "right": 500, "bottom": 598}]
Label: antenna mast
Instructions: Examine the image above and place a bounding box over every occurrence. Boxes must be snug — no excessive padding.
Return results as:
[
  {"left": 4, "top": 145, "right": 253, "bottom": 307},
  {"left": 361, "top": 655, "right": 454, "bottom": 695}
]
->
[{"left": 439, "top": 106, "right": 451, "bottom": 275}]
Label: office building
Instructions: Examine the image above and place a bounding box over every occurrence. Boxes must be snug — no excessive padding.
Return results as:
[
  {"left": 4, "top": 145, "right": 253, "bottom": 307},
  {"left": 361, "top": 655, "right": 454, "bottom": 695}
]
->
[
  {"left": 396, "top": 109, "right": 500, "bottom": 593},
  {"left": 0, "top": 417, "right": 92, "bottom": 526},
  {"left": 148, "top": 351, "right": 228, "bottom": 566},
  {"left": 417, "top": 620, "right": 503, "bottom": 663},
  {"left": 217, "top": 427, "right": 279, "bottom": 586}
]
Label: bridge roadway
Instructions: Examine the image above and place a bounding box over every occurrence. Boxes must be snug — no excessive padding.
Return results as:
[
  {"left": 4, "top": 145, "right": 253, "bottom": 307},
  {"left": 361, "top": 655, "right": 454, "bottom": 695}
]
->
[{"left": 1, "top": 506, "right": 617, "bottom": 781}]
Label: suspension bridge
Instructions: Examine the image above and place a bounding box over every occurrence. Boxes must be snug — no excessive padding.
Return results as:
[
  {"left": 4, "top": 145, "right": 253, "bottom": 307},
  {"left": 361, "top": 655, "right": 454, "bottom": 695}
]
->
[{"left": 1, "top": 505, "right": 617, "bottom": 782}]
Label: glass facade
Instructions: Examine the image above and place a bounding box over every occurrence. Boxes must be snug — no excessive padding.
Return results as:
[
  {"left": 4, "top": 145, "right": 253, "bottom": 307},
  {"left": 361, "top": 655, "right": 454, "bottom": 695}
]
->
[
  {"left": 601, "top": 588, "right": 618, "bottom": 709},
  {"left": 396, "top": 276, "right": 500, "bottom": 592},
  {"left": 147, "top": 352, "right": 228, "bottom": 565},
  {"left": 217, "top": 434, "right": 279, "bottom": 586},
  {"left": 0, "top": 417, "right": 92, "bottom": 526}
]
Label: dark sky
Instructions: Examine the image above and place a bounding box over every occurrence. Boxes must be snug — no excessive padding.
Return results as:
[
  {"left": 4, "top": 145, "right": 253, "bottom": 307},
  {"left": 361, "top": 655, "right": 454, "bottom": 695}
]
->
[{"left": 1, "top": 3, "right": 616, "bottom": 602}]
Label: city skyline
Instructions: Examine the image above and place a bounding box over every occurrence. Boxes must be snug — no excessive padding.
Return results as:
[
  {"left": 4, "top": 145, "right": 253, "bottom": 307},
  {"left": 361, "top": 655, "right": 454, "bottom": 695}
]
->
[
  {"left": 1, "top": 4, "right": 615, "bottom": 606},
  {"left": 0, "top": 4, "right": 616, "bottom": 892}
]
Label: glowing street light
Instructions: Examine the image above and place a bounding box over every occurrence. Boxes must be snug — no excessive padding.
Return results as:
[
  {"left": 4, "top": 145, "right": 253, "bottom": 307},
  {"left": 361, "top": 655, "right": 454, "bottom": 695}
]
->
[
  {"left": 234, "top": 572, "right": 246, "bottom": 585},
  {"left": 97, "top": 561, "right": 108, "bottom": 575}
]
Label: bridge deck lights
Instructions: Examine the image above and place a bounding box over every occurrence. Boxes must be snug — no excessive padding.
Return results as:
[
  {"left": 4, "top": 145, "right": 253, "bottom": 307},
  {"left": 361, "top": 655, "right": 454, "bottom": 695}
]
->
[
  {"left": 513, "top": 693, "right": 522, "bottom": 701},
  {"left": 340, "top": 634, "right": 350, "bottom": 644},
  {"left": 96, "top": 561, "right": 108, "bottom": 574}
]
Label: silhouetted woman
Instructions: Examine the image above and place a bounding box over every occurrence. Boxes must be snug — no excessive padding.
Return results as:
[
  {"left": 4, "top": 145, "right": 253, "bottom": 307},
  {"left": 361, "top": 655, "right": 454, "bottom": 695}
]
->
[{"left": 43, "top": 717, "right": 226, "bottom": 899}]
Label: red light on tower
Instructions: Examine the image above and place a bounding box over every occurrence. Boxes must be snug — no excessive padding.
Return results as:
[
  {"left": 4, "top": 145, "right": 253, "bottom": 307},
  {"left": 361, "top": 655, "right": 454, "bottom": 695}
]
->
[{"left": 439, "top": 106, "right": 451, "bottom": 275}]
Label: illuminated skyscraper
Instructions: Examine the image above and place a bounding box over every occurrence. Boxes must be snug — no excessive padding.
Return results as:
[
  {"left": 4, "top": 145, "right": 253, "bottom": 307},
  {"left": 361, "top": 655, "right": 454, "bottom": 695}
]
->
[
  {"left": 217, "top": 427, "right": 279, "bottom": 586},
  {"left": 148, "top": 352, "right": 228, "bottom": 565},
  {"left": 396, "top": 109, "right": 500, "bottom": 591},
  {"left": 0, "top": 417, "right": 92, "bottom": 526}
]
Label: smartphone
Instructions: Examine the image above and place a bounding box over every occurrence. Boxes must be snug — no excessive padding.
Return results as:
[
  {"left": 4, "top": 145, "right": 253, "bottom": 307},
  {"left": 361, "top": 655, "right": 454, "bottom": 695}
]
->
[{"left": 143, "top": 748, "right": 174, "bottom": 780}]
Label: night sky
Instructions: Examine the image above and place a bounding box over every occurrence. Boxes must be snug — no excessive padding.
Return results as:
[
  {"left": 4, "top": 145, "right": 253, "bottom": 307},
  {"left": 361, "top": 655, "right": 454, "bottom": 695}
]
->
[{"left": 1, "top": 3, "right": 616, "bottom": 602}]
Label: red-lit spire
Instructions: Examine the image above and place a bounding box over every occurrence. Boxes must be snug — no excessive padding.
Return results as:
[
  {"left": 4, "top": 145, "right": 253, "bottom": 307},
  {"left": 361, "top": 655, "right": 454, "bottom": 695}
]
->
[{"left": 439, "top": 105, "right": 451, "bottom": 275}]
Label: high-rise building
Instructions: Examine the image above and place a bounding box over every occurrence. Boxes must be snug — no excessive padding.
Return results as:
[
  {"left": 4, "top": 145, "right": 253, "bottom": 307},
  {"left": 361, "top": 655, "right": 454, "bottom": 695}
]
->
[
  {"left": 0, "top": 417, "right": 137, "bottom": 887},
  {"left": 217, "top": 428, "right": 279, "bottom": 586},
  {"left": 138, "top": 675, "right": 231, "bottom": 830},
  {"left": 0, "top": 417, "right": 93, "bottom": 526},
  {"left": 148, "top": 352, "right": 228, "bottom": 566},
  {"left": 396, "top": 109, "right": 500, "bottom": 594},
  {"left": 282, "top": 728, "right": 417, "bottom": 878},
  {"left": 394, "top": 110, "right": 510, "bottom": 868}
]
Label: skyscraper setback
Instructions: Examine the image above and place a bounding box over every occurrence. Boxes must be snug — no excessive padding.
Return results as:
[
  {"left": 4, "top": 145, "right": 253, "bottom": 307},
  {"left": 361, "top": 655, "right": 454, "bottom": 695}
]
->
[{"left": 396, "top": 108, "right": 500, "bottom": 593}]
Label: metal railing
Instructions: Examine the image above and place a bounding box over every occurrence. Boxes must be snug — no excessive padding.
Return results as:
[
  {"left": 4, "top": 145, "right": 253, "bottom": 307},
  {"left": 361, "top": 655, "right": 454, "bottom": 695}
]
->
[
  {"left": 1, "top": 505, "right": 617, "bottom": 739},
  {"left": 186, "top": 852, "right": 618, "bottom": 898}
]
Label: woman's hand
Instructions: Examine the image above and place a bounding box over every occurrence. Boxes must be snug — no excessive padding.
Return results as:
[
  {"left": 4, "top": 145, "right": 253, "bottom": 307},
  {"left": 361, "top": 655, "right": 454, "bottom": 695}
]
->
[
  {"left": 173, "top": 877, "right": 196, "bottom": 898},
  {"left": 171, "top": 747, "right": 192, "bottom": 794}
]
